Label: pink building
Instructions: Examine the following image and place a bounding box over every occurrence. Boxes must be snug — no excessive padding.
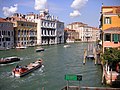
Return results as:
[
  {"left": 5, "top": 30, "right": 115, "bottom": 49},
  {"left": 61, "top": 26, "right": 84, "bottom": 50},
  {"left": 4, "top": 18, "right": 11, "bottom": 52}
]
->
[{"left": 102, "top": 27, "right": 120, "bottom": 52}]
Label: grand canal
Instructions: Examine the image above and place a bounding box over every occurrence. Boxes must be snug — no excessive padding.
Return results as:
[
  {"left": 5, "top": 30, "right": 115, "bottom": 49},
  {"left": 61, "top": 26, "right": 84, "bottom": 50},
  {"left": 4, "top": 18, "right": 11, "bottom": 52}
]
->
[{"left": 0, "top": 43, "right": 105, "bottom": 90}]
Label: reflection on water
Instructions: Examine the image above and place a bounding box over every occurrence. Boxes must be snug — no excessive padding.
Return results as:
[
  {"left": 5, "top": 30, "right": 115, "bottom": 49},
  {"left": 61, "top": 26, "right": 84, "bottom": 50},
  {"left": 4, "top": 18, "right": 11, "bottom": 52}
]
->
[{"left": 0, "top": 43, "right": 105, "bottom": 90}]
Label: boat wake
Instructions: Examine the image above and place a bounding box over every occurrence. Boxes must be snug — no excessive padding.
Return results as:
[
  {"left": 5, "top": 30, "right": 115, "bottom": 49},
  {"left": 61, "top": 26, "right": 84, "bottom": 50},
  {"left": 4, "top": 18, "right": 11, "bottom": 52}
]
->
[
  {"left": 0, "top": 62, "right": 19, "bottom": 66},
  {"left": 0, "top": 71, "right": 12, "bottom": 79}
]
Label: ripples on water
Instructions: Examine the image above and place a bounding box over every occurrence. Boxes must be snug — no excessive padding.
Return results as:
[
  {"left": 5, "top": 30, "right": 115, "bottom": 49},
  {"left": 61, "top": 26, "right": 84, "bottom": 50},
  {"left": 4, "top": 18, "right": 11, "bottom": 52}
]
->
[{"left": 0, "top": 43, "right": 104, "bottom": 90}]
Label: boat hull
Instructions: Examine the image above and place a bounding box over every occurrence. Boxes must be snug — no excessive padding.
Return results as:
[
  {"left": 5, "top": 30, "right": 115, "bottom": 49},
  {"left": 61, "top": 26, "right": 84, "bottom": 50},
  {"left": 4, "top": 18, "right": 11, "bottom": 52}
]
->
[
  {"left": 19, "top": 64, "right": 42, "bottom": 77},
  {"left": 16, "top": 46, "right": 27, "bottom": 49},
  {"left": 12, "top": 60, "right": 43, "bottom": 77},
  {"left": 36, "top": 48, "right": 44, "bottom": 52},
  {"left": 0, "top": 57, "right": 20, "bottom": 64}
]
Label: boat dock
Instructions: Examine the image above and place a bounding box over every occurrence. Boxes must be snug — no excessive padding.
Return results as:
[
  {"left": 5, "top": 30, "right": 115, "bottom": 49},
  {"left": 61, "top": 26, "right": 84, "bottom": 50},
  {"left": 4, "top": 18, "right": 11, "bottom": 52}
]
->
[{"left": 61, "top": 86, "right": 120, "bottom": 90}]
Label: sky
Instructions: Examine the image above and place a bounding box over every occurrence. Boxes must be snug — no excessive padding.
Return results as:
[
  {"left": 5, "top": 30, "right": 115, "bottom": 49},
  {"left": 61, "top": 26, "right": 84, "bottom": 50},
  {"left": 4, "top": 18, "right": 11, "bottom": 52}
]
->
[{"left": 0, "top": 0, "right": 120, "bottom": 27}]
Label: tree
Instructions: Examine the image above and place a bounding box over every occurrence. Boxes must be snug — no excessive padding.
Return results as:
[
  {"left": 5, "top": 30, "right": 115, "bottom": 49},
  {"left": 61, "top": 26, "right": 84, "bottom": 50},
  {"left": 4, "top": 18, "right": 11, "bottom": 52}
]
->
[
  {"left": 102, "top": 47, "right": 120, "bottom": 62},
  {"left": 102, "top": 47, "right": 120, "bottom": 70}
]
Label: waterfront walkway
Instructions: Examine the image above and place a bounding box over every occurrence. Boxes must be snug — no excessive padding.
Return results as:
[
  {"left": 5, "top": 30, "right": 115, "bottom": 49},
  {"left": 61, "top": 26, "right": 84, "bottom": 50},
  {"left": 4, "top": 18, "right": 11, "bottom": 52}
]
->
[{"left": 61, "top": 86, "right": 120, "bottom": 90}]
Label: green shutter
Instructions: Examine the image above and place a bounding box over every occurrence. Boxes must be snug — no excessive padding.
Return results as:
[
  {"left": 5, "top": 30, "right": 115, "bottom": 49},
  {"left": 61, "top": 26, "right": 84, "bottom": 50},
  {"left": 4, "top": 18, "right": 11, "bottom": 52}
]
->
[
  {"left": 113, "top": 34, "right": 118, "bottom": 42},
  {"left": 109, "top": 17, "right": 111, "bottom": 24},
  {"left": 119, "top": 34, "right": 120, "bottom": 42},
  {"left": 104, "top": 17, "right": 106, "bottom": 24}
]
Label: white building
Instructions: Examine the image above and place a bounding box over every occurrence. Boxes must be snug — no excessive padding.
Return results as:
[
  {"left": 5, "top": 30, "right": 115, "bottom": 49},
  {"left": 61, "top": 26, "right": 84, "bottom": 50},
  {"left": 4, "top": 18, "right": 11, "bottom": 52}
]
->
[
  {"left": 0, "top": 18, "right": 14, "bottom": 50},
  {"left": 66, "top": 22, "right": 100, "bottom": 42},
  {"left": 26, "top": 10, "right": 64, "bottom": 45}
]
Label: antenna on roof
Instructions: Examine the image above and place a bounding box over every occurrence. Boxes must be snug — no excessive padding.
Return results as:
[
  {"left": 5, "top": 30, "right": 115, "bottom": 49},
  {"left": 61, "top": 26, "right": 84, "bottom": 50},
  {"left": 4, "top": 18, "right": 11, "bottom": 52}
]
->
[
  {"left": 102, "top": 3, "right": 104, "bottom": 6},
  {"left": 45, "top": 2, "right": 49, "bottom": 10}
]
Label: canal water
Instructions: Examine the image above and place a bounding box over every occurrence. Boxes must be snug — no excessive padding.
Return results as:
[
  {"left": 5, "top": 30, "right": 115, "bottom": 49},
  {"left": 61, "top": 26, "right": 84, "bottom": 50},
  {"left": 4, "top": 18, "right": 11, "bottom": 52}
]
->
[{"left": 0, "top": 43, "right": 105, "bottom": 90}]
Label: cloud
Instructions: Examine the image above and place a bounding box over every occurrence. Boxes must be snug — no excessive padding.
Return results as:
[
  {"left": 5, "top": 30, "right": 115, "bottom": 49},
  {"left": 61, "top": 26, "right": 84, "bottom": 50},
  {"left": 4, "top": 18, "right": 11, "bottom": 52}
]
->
[
  {"left": 2, "top": 4, "right": 18, "bottom": 17},
  {"left": 34, "top": 0, "right": 47, "bottom": 11},
  {"left": 70, "top": 10, "right": 81, "bottom": 17},
  {"left": 70, "top": 0, "right": 88, "bottom": 17}
]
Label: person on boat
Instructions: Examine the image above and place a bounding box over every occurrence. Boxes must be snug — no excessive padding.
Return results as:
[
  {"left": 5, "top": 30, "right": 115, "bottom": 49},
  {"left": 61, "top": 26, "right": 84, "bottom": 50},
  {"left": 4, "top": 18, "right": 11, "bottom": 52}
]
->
[
  {"left": 16, "top": 64, "right": 22, "bottom": 68},
  {"left": 16, "top": 65, "right": 19, "bottom": 68}
]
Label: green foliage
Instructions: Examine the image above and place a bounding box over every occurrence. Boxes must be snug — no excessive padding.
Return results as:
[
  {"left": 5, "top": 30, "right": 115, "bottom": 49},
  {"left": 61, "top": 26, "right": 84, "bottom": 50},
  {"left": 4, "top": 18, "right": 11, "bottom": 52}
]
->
[
  {"left": 103, "top": 48, "right": 120, "bottom": 62},
  {"left": 102, "top": 47, "right": 120, "bottom": 63}
]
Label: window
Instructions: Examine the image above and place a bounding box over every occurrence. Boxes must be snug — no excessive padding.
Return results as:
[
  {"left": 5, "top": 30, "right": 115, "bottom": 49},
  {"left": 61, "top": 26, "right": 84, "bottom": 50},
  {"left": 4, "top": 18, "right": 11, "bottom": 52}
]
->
[
  {"left": 6, "top": 38, "right": 10, "bottom": 41},
  {"left": 44, "top": 30, "right": 46, "bottom": 35},
  {"left": 104, "top": 17, "right": 111, "bottom": 24},
  {"left": 119, "top": 34, "right": 120, "bottom": 42},
  {"left": 104, "top": 33, "right": 111, "bottom": 41},
  {"left": 42, "top": 21, "right": 43, "bottom": 26},
  {"left": 112, "top": 34, "right": 119, "bottom": 43},
  {"left": 8, "top": 31, "right": 10, "bottom": 36},
  {"left": 42, "top": 29, "right": 43, "bottom": 35}
]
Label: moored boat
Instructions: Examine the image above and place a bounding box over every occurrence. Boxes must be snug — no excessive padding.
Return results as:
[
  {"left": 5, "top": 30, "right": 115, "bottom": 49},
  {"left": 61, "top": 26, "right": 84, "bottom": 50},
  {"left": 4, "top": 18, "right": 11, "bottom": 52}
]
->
[
  {"left": 0, "top": 56, "right": 20, "bottom": 64},
  {"left": 36, "top": 48, "right": 44, "bottom": 52},
  {"left": 86, "top": 54, "right": 94, "bottom": 60},
  {"left": 12, "top": 59, "right": 43, "bottom": 77},
  {"left": 16, "top": 46, "right": 27, "bottom": 49},
  {"left": 102, "top": 64, "right": 119, "bottom": 85},
  {"left": 64, "top": 45, "right": 70, "bottom": 48}
]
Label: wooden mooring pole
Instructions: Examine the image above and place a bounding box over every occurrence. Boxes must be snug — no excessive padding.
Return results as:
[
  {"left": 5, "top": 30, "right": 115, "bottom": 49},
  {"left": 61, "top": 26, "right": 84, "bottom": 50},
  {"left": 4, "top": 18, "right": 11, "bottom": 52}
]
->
[
  {"left": 93, "top": 47, "right": 97, "bottom": 65},
  {"left": 83, "top": 49, "right": 87, "bottom": 65},
  {"left": 42, "top": 87, "right": 44, "bottom": 90}
]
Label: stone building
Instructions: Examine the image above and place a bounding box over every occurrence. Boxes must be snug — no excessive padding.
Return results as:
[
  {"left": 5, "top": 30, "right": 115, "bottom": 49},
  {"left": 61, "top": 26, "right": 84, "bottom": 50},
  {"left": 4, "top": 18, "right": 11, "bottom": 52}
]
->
[
  {"left": 66, "top": 22, "right": 100, "bottom": 42},
  {"left": 6, "top": 13, "right": 37, "bottom": 47},
  {"left": 0, "top": 18, "right": 14, "bottom": 50},
  {"left": 26, "top": 9, "right": 64, "bottom": 45}
]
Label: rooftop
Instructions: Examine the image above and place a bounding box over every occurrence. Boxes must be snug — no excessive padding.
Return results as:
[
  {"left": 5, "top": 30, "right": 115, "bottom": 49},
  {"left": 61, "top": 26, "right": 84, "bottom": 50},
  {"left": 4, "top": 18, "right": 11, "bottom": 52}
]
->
[
  {"left": 103, "top": 27, "right": 120, "bottom": 33},
  {"left": 102, "top": 6, "right": 120, "bottom": 14},
  {"left": 0, "top": 18, "right": 7, "bottom": 22}
]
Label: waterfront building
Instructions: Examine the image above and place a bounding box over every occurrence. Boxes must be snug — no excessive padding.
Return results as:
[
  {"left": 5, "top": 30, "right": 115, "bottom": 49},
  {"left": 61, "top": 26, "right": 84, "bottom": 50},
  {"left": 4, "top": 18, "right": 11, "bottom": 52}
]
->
[
  {"left": 91, "top": 27, "right": 100, "bottom": 42},
  {"left": 0, "top": 18, "right": 14, "bottom": 50},
  {"left": 100, "top": 6, "right": 120, "bottom": 30},
  {"left": 102, "top": 27, "right": 120, "bottom": 53},
  {"left": 26, "top": 9, "right": 64, "bottom": 45},
  {"left": 64, "top": 28, "right": 79, "bottom": 43},
  {"left": 99, "top": 5, "right": 120, "bottom": 52},
  {"left": 66, "top": 22, "right": 100, "bottom": 42},
  {"left": 6, "top": 13, "right": 37, "bottom": 47}
]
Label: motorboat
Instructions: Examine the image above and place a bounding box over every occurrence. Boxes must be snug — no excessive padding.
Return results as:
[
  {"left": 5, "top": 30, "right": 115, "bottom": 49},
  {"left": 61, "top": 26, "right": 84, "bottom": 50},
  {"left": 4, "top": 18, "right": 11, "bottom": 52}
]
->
[
  {"left": 36, "top": 48, "right": 44, "bottom": 52},
  {"left": 0, "top": 56, "right": 20, "bottom": 64},
  {"left": 16, "top": 46, "right": 27, "bottom": 49},
  {"left": 64, "top": 45, "right": 70, "bottom": 48},
  {"left": 12, "top": 59, "right": 43, "bottom": 77},
  {"left": 86, "top": 54, "right": 94, "bottom": 60}
]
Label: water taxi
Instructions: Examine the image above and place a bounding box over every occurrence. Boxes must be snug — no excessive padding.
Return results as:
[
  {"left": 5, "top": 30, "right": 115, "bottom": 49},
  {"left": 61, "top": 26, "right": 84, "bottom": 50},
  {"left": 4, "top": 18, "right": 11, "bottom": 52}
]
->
[
  {"left": 0, "top": 56, "right": 20, "bottom": 64},
  {"left": 12, "top": 59, "right": 43, "bottom": 77},
  {"left": 36, "top": 48, "right": 44, "bottom": 52}
]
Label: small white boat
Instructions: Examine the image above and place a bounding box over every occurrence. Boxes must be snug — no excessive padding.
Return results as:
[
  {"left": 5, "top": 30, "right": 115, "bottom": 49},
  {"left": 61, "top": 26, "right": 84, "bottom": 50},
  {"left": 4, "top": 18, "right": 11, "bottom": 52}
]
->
[
  {"left": 64, "top": 45, "right": 70, "bottom": 48},
  {"left": 36, "top": 48, "right": 44, "bottom": 52},
  {"left": 86, "top": 54, "right": 94, "bottom": 60},
  {"left": 16, "top": 46, "right": 27, "bottom": 49},
  {"left": 12, "top": 59, "right": 43, "bottom": 77}
]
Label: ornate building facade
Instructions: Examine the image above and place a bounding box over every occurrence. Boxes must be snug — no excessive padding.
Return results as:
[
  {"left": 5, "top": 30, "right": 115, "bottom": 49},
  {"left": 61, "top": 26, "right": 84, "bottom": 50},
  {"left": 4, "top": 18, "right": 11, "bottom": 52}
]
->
[
  {"left": 66, "top": 22, "right": 100, "bottom": 42},
  {"left": 26, "top": 10, "right": 64, "bottom": 45},
  {"left": 6, "top": 13, "right": 37, "bottom": 47},
  {"left": 0, "top": 18, "right": 14, "bottom": 50}
]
